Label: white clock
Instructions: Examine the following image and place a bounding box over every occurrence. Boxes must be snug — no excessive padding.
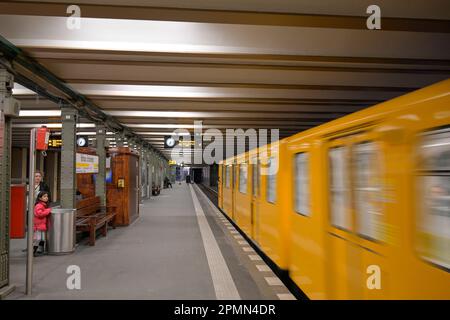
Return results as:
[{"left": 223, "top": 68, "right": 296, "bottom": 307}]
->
[
  {"left": 77, "top": 137, "right": 87, "bottom": 147},
  {"left": 166, "top": 137, "right": 176, "bottom": 147}
]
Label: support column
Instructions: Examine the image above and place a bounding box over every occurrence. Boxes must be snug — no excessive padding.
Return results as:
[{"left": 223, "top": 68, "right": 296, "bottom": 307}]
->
[
  {"left": 140, "top": 146, "right": 147, "bottom": 199},
  {"left": 146, "top": 149, "right": 152, "bottom": 198},
  {"left": 0, "top": 66, "right": 18, "bottom": 297},
  {"left": 137, "top": 143, "right": 142, "bottom": 202},
  {"left": 95, "top": 123, "right": 106, "bottom": 206},
  {"left": 52, "top": 152, "right": 59, "bottom": 201},
  {"left": 60, "top": 106, "right": 77, "bottom": 209},
  {"left": 159, "top": 157, "right": 164, "bottom": 188},
  {"left": 116, "top": 133, "right": 124, "bottom": 147},
  {"left": 151, "top": 151, "right": 156, "bottom": 188}
]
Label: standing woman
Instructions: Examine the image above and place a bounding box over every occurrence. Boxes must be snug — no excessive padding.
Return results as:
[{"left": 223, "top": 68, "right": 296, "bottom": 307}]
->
[{"left": 34, "top": 170, "right": 51, "bottom": 203}]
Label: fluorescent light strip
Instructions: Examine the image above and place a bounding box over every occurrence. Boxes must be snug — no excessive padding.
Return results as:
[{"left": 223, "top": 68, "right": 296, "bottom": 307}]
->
[
  {"left": 13, "top": 123, "right": 95, "bottom": 128},
  {"left": 129, "top": 124, "right": 194, "bottom": 129},
  {"left": 139, "top": 132, "right": 191, "bottom": 136},
  {"left": 107, "top": 111, "right": 206, "bottom": 118},
  {"left": 19, "top": 110, "right": 62, "bottom": 117}
]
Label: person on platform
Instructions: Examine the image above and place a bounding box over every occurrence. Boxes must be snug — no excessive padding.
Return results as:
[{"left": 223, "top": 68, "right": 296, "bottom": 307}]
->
[
  {"left": 34, "top": 171, "right": 51, "bottom": 203},
  {"left": 164, "top": 176, "right": 172, "bottom": 189},
  {"left": 33, "top": 191, "right": 52, "bottom": 256}
]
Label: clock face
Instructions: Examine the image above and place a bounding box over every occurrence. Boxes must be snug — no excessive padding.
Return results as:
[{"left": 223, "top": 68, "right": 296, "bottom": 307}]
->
[
  {"left": 77, "top": 137, "right": 87, "bottom": 147},
  {"left": 166, "top": 137, "right": 175, "bottom": 147}
]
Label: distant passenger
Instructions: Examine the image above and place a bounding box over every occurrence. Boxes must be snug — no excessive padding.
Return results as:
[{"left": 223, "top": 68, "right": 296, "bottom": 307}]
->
[
  {"left": 186, "top": 175, "right": 191, "bottom": 184},
  {"left": 164, "top": 177, "right": 172, "bottom": 189}
]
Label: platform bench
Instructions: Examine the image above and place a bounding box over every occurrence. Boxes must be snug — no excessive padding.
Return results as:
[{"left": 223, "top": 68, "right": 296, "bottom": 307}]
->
[{"left": 75, "top": 196, "right": 117, "bottom": 246}]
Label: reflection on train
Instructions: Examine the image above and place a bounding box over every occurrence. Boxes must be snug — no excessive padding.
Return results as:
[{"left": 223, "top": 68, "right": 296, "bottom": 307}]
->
[{"left": 218, "top": 79, "right": 450, "bottom": 299}]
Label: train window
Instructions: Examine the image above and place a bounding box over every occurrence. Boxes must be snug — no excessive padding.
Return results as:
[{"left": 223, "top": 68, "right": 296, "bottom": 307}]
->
[
  {"left": 222, "top": 165, "right": 225, "bottom": 188},
  {"left": 225, "top": 165, "right": 231, "bottom": 189},
  {"left": 329, "top": 147, "right": 351, "bottom": 230},
  {"left": 266, "top": 157, "right": 277, "bottom": 204},
  {"left": 252, "top": 158, "right": 260, "bottom": 197},
  {"left": 239, "top": 163, "right": 248, "bottom": 194},
  {"left": 294, "top": 152, "right": 310, "bottom": 216},
  {"left": 417, "top": 128, "right": 450, "bottom": 270},
  {"left": 353, "top": 142, "right": 384, "bottom": 241}
]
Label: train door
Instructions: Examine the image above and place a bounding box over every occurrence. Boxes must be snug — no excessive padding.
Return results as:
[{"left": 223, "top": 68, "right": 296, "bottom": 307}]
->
[
  {"left": 218, "top": 164, "right": 223, "bottom": 209},
  {"left": 231, "top": 164, "right": 236, "bottom": 221},
  {"left": 222, "top": 164, "right": 233, "bottom": 218},
  {"left": 326, "top": 129, "right": 388, "bottom": 299},
  {"left": 289, "top": 144, "right": 328, "bottom": 298},
  {"left": 251, "top": 158, "right": 261, "bottom": 244}
]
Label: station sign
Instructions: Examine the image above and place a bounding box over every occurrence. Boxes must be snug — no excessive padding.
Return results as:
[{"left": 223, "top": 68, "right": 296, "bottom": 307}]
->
[
  {"left": 179, "top": 140, "right": 195, "bottom": 147},
  {"left": 76, "top": 153, "right": 99, "bottom": 173},
  {"left": 168, "top": 160, "right": 177, "bottom": 165},
  {"left": 48, "top": 137, "right": 62, "bottom": 148}
]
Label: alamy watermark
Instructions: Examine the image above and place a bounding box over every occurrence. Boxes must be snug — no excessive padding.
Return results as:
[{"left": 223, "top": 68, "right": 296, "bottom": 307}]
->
[
  {"left": 66, "top": 265, "right": 81, "bottom": 290},
  {"left": 66, "top": 5, "right": 81, "bottom": 30},
  {"left": 170, "top": 121, "right": 279, "bottom": 175},
  {"left": 366, "top": 264, "right": 381, "bottom": 290},
  {"left": 366, "top": 5, "right": 381, "bottom": 30}
]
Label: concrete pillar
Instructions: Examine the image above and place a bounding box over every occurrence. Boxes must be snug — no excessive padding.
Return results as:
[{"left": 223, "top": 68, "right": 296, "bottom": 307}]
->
[
  {"left": 60, "top": 106, "right": 77, "bottom": 209},
  {"left": 95, "top": 123, "right": 106, "bottom": 206},
  {"left": 147, "top": 150, "right": 152, "bottom": 195},
  {"left": 147, "top": 149, "right": 152, "bottom": 198},
  {"left": 160, "top": 158, "right": 164, "bottom": 188},
  {"left": 51, "top": 151, "right": 59, "bottom": 201},
  {"left": 38, "top": 152, "right": 44, "bottom": 173},
  {"left": 151, "top": 151, "right": 157, "bottom": 188},
  {"left": 141, "top": 147, "right": 149, "bottom": 199},
  {"left": 0, "top": 66, "right": 17, "bottom": 296},
  {"left": 116, "top": 133, "right": 123, "bottom": 147}
]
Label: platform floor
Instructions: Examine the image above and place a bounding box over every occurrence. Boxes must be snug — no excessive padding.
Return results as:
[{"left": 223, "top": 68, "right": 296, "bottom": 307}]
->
[{"left": 7, "top": 183, "right": 295, "bottom": 300}]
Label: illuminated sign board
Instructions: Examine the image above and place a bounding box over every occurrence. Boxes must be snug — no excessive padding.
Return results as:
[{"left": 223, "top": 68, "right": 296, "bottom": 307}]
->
[
  {"left": 179, "top": 140, "right": 195, "bottom": 147},
  {"left": 48, "top": 138, "right": 62, "bottom": 148},
  {"left": 76, "top": 153, "right": 99, "bottom": 173}
]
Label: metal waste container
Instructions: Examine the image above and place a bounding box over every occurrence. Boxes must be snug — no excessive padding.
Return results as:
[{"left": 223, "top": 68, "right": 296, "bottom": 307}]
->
[{"left": 47, "top": 207, "right": 76, "bottom": 255}]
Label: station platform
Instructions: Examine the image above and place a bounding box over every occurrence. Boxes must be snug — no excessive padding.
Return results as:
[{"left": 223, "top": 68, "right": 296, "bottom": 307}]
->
[{"left": 7, "top": 183, "right": 295, "bottom": 300}]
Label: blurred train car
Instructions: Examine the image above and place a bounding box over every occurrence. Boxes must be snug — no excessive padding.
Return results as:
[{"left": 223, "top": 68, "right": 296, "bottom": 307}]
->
[{"left": 218, "top": 79, "right": 450, "bottom": 299}]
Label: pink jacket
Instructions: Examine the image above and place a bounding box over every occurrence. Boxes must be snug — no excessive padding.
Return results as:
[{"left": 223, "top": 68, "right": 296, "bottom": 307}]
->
[{"left": 34, "top": 201, "right": 51, "bottom": 231}]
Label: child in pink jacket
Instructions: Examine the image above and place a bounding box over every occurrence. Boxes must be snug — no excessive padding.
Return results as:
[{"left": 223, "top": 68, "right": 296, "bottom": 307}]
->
[{"left": 34, "top": 191, "right": 52, "bottom": 256}]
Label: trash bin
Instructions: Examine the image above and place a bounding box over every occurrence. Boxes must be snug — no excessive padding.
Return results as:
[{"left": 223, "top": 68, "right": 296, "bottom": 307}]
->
[{"left": 47, "top": 207, "right": 76, "bottom": 255}]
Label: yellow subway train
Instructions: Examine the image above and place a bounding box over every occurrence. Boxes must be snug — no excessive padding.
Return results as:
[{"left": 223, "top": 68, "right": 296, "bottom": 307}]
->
[{"left": 218, "top": 79, "right": 450, "bottom": 299}]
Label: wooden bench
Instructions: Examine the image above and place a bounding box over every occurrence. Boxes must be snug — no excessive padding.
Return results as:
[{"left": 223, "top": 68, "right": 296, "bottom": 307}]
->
[{"left": 75, "top": 196, "right": 117, "bottom": 246}]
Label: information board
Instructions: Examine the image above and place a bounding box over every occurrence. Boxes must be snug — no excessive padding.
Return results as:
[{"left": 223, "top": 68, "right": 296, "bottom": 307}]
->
[{"left": 76, "top": 153, "right": 99, "bottom": 173}]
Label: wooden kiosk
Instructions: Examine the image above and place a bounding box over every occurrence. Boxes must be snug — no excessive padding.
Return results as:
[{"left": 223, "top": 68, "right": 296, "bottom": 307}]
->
[{"left": 106, "top": 147, "right": 140, "bottom": 226}]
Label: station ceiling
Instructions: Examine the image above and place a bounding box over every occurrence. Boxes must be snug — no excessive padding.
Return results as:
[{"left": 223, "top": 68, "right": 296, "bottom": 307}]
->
[{"left": 1, "top": 0, "right": 449, "bottom": 159}]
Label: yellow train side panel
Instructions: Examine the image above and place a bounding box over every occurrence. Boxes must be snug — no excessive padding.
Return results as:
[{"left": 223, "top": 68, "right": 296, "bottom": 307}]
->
[
  {"left": 287, "top": 138, "right": 328, "bottom": 299},
  {"left": 218, "top": 163, "right": 224, "bottom": 210},
  {"left": 257, "top": 141, "right": 291, "bottom": 270},
  {"left": 286, "top": 79, "right": 450, "bottom": 299},
  {"left": 221, "top": 160, "right": 235, "bottom": 219},
  {"left": 234, "top": 159, "right": 253, "bottom": 236}
]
